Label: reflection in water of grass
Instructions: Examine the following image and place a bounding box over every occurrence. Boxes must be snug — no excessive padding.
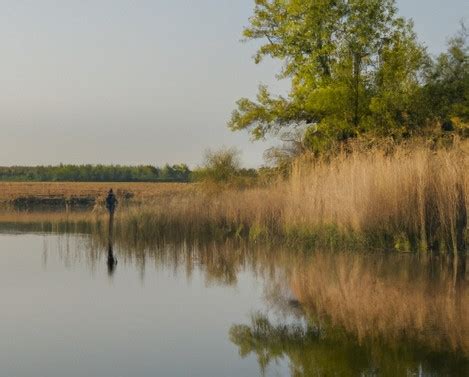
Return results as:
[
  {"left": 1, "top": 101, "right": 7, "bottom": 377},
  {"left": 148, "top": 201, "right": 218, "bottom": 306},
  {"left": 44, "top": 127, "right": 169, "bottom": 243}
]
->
[
  {"left": 0, "top": 212, "right": 468, "bottom": 375},
  {"left": 291, "top": 252, "right": 469, "bottom": 357},
  {"left": 0, "top": 211, "right": 104, "bottom": 235}
]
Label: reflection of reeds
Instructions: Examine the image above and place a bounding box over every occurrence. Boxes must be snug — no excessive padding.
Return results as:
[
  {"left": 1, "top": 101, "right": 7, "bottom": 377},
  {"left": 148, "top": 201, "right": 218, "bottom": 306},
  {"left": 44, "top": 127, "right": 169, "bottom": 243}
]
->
[
  {"left": 0, "top": 211, "right": 99, "bottom": 224},
  {"left": 3, "top": 217, "right": 467, "bottom": 363},
  {"left": 40, "top": 232, "right": 289, "bottom": 288},
  {"left": 291, "top": 252, "right": 469, "bottom": 356},
  {"left": 0, "top": 211, "right": 104, "bottom": 234}
]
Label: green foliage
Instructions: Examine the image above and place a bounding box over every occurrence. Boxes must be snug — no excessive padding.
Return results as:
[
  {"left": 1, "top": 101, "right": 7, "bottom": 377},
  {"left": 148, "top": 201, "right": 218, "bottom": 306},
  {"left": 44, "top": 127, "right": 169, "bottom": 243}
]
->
[
  {"left": 0, "top": 164, "right": 191, "bottom": 182},
  {"left": 193, "top": 147, "right": 258, "bottom": 186},
  {"left": 423, "top": 24, "right": 469, "bottom": 132},
  {"left": 198, "top": 147, "right": 242, "bottom": 182},
  {"left": 230, "top": 1, "right": 468, "bottom": 154}
]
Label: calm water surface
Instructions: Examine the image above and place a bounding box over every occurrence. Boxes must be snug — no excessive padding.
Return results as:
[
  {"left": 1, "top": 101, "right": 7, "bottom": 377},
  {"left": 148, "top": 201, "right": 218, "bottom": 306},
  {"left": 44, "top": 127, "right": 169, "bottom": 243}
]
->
[{"left": 0, "top": 229, "right": 467, "bottom": 377}]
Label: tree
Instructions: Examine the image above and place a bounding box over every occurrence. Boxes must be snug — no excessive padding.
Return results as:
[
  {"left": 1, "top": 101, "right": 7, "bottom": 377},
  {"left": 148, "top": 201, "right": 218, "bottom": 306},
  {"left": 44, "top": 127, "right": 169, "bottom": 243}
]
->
[
  {"left": 423, "top": 23, "right": 469, "bottom": 132},
  {"left": 229, "top": 0, "right": 427, "bottom": 153},
  {"left": 196, "top": 147, "right": 242, "bottom": 183}
]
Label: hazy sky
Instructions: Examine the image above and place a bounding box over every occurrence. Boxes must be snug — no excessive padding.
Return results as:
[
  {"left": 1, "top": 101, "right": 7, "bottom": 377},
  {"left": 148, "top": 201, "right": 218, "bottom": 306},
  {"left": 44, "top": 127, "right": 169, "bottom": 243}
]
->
[{"left": 0, "top": 0, "right": 467, "bottom": 167}]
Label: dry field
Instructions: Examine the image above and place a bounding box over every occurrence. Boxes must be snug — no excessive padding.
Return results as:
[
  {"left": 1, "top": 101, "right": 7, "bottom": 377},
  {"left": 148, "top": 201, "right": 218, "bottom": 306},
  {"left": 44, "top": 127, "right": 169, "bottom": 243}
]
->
[{"left": 0, "top": 182, "right": 195, "bottom": 205}]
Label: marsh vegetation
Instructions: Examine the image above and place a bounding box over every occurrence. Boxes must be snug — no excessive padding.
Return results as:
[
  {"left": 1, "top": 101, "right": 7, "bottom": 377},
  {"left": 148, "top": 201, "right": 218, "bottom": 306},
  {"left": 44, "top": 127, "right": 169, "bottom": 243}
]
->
[
  {"left": 7, "top": 141, "right": 465, "bottom": 253},
  {"left": 1, "top": 1, "right": 468, "bottom": 376},
  {"left": 10, "top": 142, "right": 460, "bottom": 254}
]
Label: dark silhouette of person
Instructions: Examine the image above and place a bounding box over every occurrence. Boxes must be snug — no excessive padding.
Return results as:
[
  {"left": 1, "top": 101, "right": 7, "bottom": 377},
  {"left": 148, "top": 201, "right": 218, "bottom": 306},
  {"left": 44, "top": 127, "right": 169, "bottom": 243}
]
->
[
  {"left": 106, "top": 189, "right": 118, "bottom": 276},
  {"left": 107, "top": 244, "right": 117, "bottom": 276},
  {"left": 105, "top": 189, "right": 118, "bottom": 214}
]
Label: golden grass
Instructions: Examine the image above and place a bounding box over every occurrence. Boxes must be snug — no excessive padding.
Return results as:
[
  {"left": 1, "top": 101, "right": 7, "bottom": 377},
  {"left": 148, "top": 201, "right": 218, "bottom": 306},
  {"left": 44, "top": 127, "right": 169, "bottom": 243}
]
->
[
  {"left": 107, "top": 143, "right": 468, "bottom": 252},
  {"left": 291, "top": 252, "right": 469, "bottom": 355},
  {"left": 0, "top": 182, "right": 194, "bottom": 204},
  {"left": 284, "top": 145, "right": 468, "bottom": 252},
  {"left": 0, "top": 143, "right": 467, "bottom": 252}
]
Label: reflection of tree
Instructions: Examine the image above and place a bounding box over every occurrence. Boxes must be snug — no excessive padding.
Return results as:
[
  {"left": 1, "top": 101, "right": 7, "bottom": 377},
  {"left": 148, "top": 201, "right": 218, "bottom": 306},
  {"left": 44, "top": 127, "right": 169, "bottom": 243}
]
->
[
  {"left": 5, "top": 216, "right": 468, "bottom": 375},
  {"left": 230, "top": 313, "right": 469, "bottom": 377}
]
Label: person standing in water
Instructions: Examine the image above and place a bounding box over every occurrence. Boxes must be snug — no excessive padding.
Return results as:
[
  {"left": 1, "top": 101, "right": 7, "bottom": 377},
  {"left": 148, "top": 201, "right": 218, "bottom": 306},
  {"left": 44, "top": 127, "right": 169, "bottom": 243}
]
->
[
  {"left": 105, "top": 189, "right": 118, "bottom": 275},
  {"left": 105, "top": 189, "right": 118, "bottom": 215}
]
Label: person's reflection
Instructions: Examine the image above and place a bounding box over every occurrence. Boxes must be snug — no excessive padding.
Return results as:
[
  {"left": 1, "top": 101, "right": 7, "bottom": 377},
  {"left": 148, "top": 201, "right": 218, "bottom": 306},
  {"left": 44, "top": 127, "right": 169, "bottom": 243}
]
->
[{"left": 107, "top": 243, "right": 117, "bottom": 276}]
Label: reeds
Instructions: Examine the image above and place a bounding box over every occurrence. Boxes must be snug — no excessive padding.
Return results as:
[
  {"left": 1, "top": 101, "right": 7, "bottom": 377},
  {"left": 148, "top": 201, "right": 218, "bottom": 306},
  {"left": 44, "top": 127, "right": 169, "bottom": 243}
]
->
[
  {"left": 1, "top": 143, "right": 467, "bottom": 252},
  {"left": 284, "top": 145, "right": 468, "bottom": 253},
  {"left": 110, "top": 143, "right": 468, "bottom": 253}
]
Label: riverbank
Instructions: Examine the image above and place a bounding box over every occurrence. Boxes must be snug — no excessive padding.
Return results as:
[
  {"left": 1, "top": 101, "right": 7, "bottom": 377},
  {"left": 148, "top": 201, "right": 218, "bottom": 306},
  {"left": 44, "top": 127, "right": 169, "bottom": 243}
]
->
[
  {"left": 110, "top": 144, "right": 468, "bottom": 253},
  {"left": 0, "top": 144, "right": 467, "bottom": 253}
]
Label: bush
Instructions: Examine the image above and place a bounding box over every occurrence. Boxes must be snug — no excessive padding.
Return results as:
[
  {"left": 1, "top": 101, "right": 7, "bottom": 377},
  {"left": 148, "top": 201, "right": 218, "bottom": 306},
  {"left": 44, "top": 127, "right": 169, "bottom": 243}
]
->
[{"left": 193, "top": 147, "right": 258, "bottom": 189}]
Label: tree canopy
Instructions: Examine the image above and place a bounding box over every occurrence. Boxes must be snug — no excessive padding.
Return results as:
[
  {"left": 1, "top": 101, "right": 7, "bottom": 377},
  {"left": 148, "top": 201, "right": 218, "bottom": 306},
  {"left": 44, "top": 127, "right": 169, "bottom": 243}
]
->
[{"left": 229, "top": 0, "right": 468, "bottom": 154}]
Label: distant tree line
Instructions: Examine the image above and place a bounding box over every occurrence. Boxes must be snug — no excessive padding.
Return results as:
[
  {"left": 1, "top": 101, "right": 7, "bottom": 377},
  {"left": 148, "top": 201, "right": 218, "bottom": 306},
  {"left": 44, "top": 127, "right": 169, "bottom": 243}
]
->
[{"left": 0, "top": 164, "right": 191, "bottom": 182}]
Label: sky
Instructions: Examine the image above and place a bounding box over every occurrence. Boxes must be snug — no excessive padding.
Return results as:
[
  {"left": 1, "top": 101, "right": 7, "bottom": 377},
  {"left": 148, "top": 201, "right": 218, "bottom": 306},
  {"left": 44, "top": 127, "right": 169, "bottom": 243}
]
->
[{"left": 0, "top": 0, "right": 467, "bottom": 168}]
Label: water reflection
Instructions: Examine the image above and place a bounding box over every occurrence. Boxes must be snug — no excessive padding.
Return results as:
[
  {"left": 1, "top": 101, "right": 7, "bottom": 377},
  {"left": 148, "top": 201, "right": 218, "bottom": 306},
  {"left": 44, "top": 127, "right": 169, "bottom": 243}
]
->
[
  {"left": 230, "top": 313, "right": 468, "bottom": 376},
  {"left": 0, "top": 219, "right": 467, "bottom": 376},
  {"left": 107, "top": 244, "right": 117, "bottom": 276},
  {"left": 107, "top": 211, "right": 118, "bottom": 277},
  {"left": 39, "top": 233, "right": 469, "bottom": 374},
  {"left": 290, "top": 252, "right": 469, "bottom": 356}
]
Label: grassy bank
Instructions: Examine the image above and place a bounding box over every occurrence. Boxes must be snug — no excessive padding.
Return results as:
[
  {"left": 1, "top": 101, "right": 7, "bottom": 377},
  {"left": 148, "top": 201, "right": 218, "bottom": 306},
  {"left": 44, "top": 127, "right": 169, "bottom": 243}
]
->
[
  {"left": 111, "top": 144, "right": 468, "bottom": 253},
  {"left": 0, "top": 144, "right": 467, "bottom": 253}
]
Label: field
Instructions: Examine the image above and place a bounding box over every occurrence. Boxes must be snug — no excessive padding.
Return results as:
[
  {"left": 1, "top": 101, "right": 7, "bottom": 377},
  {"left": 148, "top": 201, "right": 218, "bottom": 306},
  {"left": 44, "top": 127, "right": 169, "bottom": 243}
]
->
[
  {"left": 0, "top": 143, "right": 467, "bottom": 253},
  {"left": 0, "top": 181, "right": 195, "bottom": 207}
]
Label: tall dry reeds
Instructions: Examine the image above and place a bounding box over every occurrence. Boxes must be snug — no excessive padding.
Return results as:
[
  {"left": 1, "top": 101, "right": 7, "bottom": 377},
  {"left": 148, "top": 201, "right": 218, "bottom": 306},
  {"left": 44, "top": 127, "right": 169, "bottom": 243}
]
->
[
  {"left": 285, "top": 145, "right": 468, "bottom": 253},
  {"left": 111, "top": 143, "right": 467, "bottom": 253},
  {"left": 2, "top": 143, "right": 467, "bottom": 253}
]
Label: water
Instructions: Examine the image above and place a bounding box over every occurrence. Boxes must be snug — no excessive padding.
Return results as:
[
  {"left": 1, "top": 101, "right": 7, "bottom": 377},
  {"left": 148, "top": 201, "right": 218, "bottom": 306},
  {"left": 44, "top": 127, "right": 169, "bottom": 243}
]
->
[{"left": 0, "top": 229, "right": 467, "bottom": 376}]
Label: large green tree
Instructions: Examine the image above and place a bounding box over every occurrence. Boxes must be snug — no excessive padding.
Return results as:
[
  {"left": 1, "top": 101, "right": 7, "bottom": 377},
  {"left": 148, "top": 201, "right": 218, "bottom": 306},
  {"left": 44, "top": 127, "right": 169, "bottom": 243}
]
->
[
  {"left": 229, "top": 0, "right": 427, "bottom": 153},
  {"left": 424, "top": 24, "right": 469, "bottom": 131}
]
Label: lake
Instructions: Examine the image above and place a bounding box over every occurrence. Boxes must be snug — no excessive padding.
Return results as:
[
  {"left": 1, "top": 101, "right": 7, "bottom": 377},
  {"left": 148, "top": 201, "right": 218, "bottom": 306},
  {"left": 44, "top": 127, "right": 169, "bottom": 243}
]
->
[{"left": 0, "top": 227, "right": 467, "bottom": 376}]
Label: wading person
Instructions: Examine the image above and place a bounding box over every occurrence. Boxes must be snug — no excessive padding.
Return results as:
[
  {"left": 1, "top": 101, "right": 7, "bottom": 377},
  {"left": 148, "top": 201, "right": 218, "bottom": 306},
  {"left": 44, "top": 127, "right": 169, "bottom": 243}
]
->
[
  {"left": 105, "top": 189, "right": 118, "bottom": 215},
  {"left": 106, "top": 189, "right": 118, "bottom": 273}
]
